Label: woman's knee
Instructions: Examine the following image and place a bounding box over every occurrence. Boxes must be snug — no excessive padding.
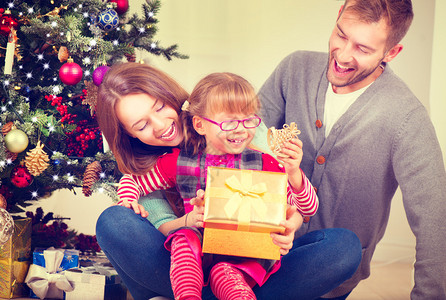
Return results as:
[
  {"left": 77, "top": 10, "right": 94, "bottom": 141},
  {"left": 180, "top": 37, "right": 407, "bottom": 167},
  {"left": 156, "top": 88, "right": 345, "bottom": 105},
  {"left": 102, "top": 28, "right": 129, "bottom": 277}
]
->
[
  {"left": 96, "top": 206, "right": 148, "bottom": 246},
  {"left": 97, "top": 206, "right": 126, "bottom": 232}
]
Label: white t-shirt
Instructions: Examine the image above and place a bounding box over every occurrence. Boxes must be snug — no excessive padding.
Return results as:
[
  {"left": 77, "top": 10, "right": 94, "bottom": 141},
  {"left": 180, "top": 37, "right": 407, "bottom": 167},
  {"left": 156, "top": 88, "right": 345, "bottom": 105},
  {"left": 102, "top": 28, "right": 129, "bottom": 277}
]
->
[{"left": 324, "top": 83, "right": 371, "bottom": 136}]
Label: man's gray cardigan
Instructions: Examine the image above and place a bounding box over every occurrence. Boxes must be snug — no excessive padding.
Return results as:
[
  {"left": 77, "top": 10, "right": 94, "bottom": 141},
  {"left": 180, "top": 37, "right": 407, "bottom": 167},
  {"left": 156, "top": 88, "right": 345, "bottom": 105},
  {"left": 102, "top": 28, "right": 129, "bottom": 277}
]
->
[{"left": 259, "top": 50, "right": 446, "bottom": 299}]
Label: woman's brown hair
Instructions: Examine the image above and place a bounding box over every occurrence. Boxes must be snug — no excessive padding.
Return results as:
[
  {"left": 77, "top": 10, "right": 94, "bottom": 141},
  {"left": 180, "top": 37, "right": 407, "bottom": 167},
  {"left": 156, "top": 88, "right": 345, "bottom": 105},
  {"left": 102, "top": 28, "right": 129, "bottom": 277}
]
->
[{"left": 96, "top": 62, "right": 189, "bottom": 175}]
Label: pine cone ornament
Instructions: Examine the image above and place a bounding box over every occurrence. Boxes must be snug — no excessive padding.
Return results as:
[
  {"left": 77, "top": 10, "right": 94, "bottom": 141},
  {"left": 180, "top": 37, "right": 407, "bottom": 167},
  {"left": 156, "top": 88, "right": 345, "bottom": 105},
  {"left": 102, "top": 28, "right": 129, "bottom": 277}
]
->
[
  {"left": 58, "top": 46, "right": 70, "bottom": 62},
  {"left": 82, "top": 81, "right": 98, "bottom": 115},
  {"left": 2, "top": 122, "right": 14, "bottom": 136},
  {"left": 124, "top": 52, "right": 136, "bottom": 62},
  {"left": 25, "top": 141, "right": 50, "bottom": 176},
  {"left": 6, "top": 150, "right": 18, "bottom": 162},
  {"left": 82, "top": 161, "right": 102, "bottom": 196},
  {"left": 267, "top": 122, "right": 301, "bottom": 157}
]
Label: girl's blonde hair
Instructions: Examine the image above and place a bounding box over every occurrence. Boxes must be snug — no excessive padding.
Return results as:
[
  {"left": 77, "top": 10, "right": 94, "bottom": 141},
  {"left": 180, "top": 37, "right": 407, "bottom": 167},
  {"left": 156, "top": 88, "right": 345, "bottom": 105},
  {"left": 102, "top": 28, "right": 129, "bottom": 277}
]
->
[
  {"left": 181, "top": 72, "right": 260, "bottom": 154},
  {"left": 96, "top": 62, "right": 189, "bottom": 175}
]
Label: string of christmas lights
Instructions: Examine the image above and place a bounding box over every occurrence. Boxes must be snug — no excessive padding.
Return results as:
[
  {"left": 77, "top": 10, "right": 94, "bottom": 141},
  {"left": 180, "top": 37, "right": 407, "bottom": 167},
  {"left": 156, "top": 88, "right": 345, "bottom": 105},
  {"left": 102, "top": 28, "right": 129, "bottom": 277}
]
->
[{"left": 0, "top": 0, "right": 187, "bottom": 214}]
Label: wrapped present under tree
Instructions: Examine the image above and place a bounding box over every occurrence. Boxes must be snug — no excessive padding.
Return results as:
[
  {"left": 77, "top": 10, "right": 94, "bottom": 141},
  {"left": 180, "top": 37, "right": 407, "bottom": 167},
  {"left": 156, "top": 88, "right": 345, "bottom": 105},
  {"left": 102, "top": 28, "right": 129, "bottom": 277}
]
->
[
  {"left": 64, "top": 265, "right": 127, "bottom": 300},
  {"left": 0, "top": 217, "right": 32, "bottom": 299},
  {"left": 25, "top": 247, "right": 79, "bottom": 299}
]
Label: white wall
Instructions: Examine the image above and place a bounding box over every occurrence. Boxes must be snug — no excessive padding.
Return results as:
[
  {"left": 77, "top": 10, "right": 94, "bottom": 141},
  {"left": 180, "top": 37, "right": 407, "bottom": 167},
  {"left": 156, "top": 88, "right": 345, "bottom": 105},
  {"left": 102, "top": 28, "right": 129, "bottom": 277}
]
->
[
  {"left": 430, "top": 0, "right": 446, "bottom": 165},
  {"left": 31, "top": 1, "right": 444, "bottom": 267}
]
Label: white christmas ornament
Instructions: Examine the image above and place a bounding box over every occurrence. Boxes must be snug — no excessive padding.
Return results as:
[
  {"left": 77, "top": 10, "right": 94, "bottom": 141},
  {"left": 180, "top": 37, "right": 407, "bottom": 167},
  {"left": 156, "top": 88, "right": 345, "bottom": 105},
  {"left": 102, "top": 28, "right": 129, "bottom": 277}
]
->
[{"left": 0, "top": 208, "right": 14, "bottom": 246}]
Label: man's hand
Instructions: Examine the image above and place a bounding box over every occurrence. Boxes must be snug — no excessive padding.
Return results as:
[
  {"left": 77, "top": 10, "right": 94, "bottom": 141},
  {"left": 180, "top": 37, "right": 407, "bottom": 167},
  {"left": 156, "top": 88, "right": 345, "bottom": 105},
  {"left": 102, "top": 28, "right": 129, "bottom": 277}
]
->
[{"left": 271, "top": 205, "right": 303, "bottom": 255}]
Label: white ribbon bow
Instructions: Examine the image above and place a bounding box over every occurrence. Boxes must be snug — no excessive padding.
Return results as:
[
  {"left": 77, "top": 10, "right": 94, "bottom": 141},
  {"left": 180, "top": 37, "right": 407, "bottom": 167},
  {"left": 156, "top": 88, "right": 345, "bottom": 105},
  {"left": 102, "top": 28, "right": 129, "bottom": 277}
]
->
[{"left": 25, "top": 249, "right": 74, "bottom": 299}]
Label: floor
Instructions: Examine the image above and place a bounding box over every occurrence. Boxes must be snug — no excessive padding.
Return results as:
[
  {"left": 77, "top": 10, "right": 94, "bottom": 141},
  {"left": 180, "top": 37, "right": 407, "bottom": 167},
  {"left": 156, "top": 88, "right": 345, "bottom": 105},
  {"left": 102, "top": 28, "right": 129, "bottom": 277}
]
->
[
  {"left": 146, "top": 260, "right": 414, "bottom": 300},
  {"left": 349, "top": 260, "right": 413, "bottom": 300},
  {"left": 11, "top": 261, "right": 413, "bottom": 300}
]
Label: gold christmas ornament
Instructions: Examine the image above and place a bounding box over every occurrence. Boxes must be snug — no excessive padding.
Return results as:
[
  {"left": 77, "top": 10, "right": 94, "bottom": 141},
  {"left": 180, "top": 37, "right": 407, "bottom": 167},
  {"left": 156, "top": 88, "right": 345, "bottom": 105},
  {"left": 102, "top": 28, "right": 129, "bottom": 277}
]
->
[
  {"left": 267, "top": 122, "right": 301, "bottom": 157},
  {"left": 2, "top": 123, "right": 18, "bottom": 161},
  {"left": 25, "top": 141, "right": 50, "bottom": 176},
  {"left": 0, "top": 208, "right": 14, "bottom": 246},
  {"left": 82, "top": 161, "right": 102, "bottom": 196},
  {"left": 0, "top": 194, "right": 7, "bottom": 210},
  {"left": 42, "top": 5, "right": 68, "bottom": 18},
  {"left": 4, "top": 128, "right": 29, "bottom": 153}
]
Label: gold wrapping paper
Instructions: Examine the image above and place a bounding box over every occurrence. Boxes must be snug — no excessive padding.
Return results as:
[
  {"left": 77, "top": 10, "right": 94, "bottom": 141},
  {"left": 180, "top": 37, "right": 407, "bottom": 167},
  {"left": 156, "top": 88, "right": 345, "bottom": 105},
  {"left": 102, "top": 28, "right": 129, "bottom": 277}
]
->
[
  {"left": 0, "top": 218, "right": 32, "bottom": 299},
  {"left": 203, "top": 167, "right": 287, "bottom": 260},
  {"left": 204, "top": 167, "right": 287, "bottom": 232}
]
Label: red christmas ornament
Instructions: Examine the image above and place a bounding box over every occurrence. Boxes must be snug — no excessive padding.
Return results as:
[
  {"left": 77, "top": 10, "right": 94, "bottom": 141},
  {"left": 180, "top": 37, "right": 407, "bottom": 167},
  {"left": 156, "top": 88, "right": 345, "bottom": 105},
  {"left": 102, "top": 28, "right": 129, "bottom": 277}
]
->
[
  {"left": 0, "top": 9, "right": 19, "bottom": 37},
  {"left": 10, "top": 165, "right": 34, "bottom": 188},
  {"left": 109, "top": 0, "right": 129, "bottom": 15},
  {"left": 59, "top": 57, "right": 83, "bottom": 85}
]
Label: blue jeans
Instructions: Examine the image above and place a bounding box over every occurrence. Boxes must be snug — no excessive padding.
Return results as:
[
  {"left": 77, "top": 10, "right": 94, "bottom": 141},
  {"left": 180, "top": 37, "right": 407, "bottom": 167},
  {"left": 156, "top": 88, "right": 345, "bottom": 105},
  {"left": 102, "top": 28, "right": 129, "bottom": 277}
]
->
[{"left": 96, "top": 206, "right": 361, "bottom": 300}]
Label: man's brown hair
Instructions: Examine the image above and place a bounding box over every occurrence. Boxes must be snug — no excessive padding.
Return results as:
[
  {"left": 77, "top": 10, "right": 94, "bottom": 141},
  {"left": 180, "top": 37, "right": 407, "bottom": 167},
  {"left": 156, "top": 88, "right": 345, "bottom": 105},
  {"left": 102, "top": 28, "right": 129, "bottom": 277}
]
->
[{"left": 341, "top": 0, "right": 413, "bottom": 49}]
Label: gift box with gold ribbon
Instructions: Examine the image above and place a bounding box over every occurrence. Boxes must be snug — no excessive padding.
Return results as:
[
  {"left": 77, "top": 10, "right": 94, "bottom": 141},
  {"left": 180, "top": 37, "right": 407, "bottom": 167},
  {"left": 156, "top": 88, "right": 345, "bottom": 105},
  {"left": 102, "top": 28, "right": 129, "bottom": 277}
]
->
[
  {"left": 203, "top": 167, "right": 287, "bottom": 260},
  {"left": 0, "top": 217, "right": 32, "bottom": 299}
]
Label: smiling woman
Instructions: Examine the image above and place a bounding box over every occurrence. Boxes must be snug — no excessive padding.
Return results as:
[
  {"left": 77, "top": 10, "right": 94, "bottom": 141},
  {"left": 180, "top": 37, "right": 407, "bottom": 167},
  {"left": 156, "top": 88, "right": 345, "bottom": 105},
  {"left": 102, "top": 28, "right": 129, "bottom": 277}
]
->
[
  {"left": 96, "top": 62, "right": 189, "bottom": 176},
  {"left": 114, "top": 93, "right": 183, "bottom": 147}
]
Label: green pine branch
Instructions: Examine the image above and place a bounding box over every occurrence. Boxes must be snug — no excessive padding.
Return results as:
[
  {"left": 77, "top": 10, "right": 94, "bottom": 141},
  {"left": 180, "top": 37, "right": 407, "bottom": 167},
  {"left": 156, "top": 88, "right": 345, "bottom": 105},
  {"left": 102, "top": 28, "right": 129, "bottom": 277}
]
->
[{"left": 0, "top": 0, "right": 187, "bottom": 211}]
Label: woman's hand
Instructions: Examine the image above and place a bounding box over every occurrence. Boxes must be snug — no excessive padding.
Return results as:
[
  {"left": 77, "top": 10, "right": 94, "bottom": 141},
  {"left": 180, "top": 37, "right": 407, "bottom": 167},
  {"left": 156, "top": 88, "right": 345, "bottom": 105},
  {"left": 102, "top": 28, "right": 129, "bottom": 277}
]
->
[
  {"left": 188, "top": 189, "right": 205, "bottom": 228},
  {"left": 270, "top": 205, "right": 303, "bottom": 256},
  {"left": 116, "top": 199, "right": 149, "bottom": 218}
]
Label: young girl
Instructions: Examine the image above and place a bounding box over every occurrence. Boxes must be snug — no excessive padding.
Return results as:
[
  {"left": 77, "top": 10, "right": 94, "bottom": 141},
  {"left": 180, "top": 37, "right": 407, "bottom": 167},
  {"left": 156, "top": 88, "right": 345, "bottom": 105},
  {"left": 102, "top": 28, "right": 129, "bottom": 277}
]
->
[{"left": 116, "top": 72, "right": 318, "bottom": 300}]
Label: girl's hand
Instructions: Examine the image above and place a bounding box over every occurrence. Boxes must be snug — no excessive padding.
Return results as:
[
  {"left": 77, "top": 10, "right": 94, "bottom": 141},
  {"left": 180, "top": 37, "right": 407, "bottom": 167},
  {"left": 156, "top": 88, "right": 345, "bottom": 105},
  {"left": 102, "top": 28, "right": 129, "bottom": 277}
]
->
[
  {"left": 278, "top": 137, "right": 304, "bottom": 190},
  {"left": 188, "top": 189, "right": 205, "bottom": 228},
  {"left": 270, "top": 205, "right": 303, "bottom": 256},
  {"left": 116, "top": 199, "right": 149, "bottom": 218}
]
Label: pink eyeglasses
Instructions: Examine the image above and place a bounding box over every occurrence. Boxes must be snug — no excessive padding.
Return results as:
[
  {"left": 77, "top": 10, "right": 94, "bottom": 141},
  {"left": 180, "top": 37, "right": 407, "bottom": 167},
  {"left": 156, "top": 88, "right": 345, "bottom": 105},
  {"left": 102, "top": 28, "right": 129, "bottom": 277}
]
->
[{"left": 200, "top": 115, "right": 262, "bottom": 131}]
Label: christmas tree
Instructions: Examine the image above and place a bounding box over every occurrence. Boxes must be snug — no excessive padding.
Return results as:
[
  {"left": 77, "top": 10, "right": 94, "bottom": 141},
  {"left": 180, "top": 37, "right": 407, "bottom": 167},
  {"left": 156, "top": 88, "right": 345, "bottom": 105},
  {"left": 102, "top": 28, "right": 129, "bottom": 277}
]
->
[{"left": 0, "top": 0, "right": 187, "bottom": 214}]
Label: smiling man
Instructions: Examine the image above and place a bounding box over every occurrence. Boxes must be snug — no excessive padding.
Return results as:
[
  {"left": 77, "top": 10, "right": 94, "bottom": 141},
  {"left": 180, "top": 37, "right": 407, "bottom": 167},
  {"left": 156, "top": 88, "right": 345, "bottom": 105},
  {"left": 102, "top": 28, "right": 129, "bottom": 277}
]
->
[
  {"left": 326, "top": 2, "right": 405, "bottom": 94},
  {"left": 259, "top": 0, "right": 446, "bottom": 299}
]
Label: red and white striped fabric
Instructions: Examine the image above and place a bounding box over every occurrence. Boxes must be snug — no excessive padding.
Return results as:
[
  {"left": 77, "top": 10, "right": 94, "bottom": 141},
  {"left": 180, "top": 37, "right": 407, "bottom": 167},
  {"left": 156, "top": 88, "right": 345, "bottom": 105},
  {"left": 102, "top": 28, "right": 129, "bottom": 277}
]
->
[{"left": 117, "top": 150, "right": 319, "bottom": 217}]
